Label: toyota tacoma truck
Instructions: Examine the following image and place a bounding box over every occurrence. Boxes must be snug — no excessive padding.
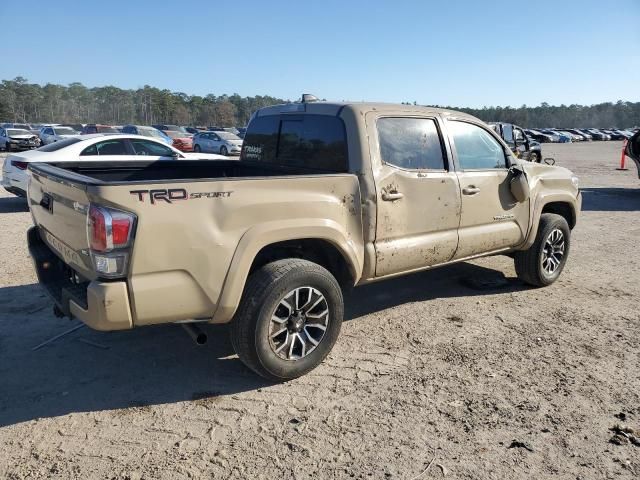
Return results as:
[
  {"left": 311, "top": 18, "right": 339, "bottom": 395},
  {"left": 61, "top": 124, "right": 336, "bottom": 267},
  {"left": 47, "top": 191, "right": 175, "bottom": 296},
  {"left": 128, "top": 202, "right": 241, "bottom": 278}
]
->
[{"left": 27, "top": 98, "right": 582, "bottom": 380}]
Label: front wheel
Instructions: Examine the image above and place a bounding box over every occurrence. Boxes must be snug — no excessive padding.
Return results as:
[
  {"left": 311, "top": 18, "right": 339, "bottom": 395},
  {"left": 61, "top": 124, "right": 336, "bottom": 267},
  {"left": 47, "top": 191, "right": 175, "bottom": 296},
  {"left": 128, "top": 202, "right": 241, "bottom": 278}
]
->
[
  {"left": 514, "top": 213, "right": 570, "bottom": 287},
  {"left": 5, "top": 142, "right": 11, "bottom": 152},
  {"left": 529, "top": 151, "right": 540, "bottom": 163},
  {"left": 220, "top": 145, "right": 228, "bottom": 156},
  {"left": 230, "top": 259, "right": 344, "bottom": 381},
  {"left": 193, "top": 144, "right": 201, "bottom": 153}
]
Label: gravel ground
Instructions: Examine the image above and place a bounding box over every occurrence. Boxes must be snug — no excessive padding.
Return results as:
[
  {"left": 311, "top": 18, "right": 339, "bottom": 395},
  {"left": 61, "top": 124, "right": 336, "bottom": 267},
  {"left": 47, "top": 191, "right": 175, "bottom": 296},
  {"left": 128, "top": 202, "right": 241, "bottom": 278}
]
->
[{"left": 0, "top": 142, "right": 639, "bottom": 479}]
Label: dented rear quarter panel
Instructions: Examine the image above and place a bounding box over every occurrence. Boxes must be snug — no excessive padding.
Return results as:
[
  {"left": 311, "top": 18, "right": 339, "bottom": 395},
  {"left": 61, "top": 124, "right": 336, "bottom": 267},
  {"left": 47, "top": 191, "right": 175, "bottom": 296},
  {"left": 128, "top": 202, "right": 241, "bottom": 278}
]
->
[{"left": 88, "top": 175, "right": 364, "bottom": 325}]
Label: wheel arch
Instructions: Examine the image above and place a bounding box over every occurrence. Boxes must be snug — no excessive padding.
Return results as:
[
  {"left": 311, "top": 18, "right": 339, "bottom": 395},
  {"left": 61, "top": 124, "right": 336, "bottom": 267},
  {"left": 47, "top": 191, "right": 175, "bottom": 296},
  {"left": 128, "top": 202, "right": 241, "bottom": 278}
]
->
[
  {"left": 211, "top": 221, "right": 363, "bottom": 324},
  {"left": 520, "top": 193, "right": 579, "bottom": 250}
]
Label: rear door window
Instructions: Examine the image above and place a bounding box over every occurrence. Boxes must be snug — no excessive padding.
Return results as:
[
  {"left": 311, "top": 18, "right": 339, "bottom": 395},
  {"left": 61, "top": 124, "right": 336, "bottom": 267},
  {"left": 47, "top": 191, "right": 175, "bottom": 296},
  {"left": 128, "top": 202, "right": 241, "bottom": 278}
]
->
[
  {"left": 377, "top": 117, "right": 446, "bottom": 170},
  {"left": 241, "top": 114, "right": 348, "bottom": 172}
]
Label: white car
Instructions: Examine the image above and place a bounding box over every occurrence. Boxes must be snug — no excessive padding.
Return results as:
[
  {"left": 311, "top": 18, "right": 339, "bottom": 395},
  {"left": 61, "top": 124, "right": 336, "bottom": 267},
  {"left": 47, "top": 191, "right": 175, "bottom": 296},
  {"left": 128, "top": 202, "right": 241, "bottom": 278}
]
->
[
  {"left": 0, "top": 127, "right": 41, "bottom": 152},
  {"left": 193, "top": 131, "right": 243, "bottom": 156},
  {"left": 38, "top": 125, "right": 81, "bottom": 145},
  {"left": 2, "top": 134, "right": 227, "bottom": 198}
]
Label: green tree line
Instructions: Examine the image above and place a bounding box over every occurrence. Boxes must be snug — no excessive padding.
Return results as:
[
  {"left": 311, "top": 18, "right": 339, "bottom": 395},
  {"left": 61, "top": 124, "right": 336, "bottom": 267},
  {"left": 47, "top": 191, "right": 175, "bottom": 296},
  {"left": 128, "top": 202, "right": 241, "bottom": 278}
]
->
[
  {"left": 1, "top": 77, "right": 638, "bottom": 128},
  {"left": 0, "top": 77, "right": 286, "bottom": 127}
]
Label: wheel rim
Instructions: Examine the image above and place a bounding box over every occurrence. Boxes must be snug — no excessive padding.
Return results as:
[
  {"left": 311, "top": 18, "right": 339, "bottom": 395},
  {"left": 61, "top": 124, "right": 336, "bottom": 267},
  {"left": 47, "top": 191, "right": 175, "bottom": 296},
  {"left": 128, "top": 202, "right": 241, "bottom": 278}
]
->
[
  {"left": 541, "top": 228, "right": 565, "bottom": 275},
  {"left": 221, "top": 147, "right": 227, "bottom": 155},
  {"left": 269, "top": 286, "right": 330, "bottom": 361}
]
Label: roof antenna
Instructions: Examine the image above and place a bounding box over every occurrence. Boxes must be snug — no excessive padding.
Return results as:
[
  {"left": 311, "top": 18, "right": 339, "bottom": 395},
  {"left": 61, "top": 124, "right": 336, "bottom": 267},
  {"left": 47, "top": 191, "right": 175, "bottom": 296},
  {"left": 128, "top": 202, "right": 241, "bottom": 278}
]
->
[{"left": 300, "top": 94, "right": 318, "bottom": 103}]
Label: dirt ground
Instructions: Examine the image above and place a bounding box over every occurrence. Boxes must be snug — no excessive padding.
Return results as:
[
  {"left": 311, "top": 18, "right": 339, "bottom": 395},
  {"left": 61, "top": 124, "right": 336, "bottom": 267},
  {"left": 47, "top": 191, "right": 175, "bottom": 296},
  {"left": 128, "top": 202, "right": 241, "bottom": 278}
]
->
[{"left": 0, "top": 141, "right": 638, "bottom": 479}]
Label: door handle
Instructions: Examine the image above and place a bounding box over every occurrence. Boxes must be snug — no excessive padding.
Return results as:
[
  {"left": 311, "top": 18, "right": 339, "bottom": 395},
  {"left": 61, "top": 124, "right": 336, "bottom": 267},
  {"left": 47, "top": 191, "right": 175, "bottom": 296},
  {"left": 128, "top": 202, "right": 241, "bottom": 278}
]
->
[
  {"left": 381, "top": 191, "right": 404, "bottom": 201},
  {"left": 462, "top": 186, "right": 480, "bottom": 195}
]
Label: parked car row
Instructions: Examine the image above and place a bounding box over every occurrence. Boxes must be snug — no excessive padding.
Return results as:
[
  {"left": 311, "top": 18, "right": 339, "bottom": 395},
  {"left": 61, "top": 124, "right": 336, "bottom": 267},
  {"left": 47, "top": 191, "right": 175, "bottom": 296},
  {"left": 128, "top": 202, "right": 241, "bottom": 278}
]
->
[
  {"left": 0, "top": 122, "right": 247, "bottom": 154},
  {"left": 524, "top": 127, "right": 637, "bottom": 143}
]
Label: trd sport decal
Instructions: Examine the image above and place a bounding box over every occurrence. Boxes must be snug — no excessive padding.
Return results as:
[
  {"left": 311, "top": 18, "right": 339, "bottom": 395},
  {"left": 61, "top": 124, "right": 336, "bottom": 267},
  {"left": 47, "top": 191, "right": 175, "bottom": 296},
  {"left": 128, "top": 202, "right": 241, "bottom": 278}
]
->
[{"left": 130, "top": 188, "right": 233, "bottom": 204}]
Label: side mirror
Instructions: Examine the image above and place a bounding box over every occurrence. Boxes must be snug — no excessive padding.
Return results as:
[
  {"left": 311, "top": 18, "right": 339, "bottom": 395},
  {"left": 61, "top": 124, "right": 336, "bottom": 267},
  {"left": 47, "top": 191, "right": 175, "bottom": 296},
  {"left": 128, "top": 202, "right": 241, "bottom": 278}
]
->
[
  {"left": 626, "top": 133, "right": 639, "bottom": 161},
  {"left": 509, "top": 166, "right": 530, "bottom": 202},
  {"left": 544, "top": 158, "right": 556, "bottom": 166}
]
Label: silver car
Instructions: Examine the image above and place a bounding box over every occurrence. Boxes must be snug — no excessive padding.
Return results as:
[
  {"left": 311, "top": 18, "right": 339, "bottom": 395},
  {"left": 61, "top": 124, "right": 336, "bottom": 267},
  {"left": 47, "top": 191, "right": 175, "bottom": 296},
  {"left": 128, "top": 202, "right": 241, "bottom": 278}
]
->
[
  {"left": 39, "top": 125, "right": 81, "bottom": 145},
  {"left": 193, "top": 131, "right": 243, "bottom": 156},
  {"left": 0, "top": 127, "right": 40, "bottom": 151}
]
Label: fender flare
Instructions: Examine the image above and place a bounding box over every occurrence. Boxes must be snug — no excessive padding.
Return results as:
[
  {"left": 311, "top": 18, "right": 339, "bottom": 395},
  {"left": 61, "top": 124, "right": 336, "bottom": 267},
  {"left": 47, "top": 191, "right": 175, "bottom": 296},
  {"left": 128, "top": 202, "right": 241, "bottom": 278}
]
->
[
  {"left": 520, "top": 192, "right": 579, "bottom": 250},
  {"left": 211, "top": 219, "right": 363, "bottom": 324}
]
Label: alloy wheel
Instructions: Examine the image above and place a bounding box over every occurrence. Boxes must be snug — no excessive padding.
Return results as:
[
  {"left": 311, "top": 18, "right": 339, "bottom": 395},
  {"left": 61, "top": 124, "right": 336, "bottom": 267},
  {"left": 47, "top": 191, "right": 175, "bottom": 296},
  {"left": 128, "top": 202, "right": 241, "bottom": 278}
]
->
[
  {"left": 269, "top": 287, "right": 330, "bottom": 361},
  {"left": 541, "top": 228, "right": 565, "bottom": 275}
]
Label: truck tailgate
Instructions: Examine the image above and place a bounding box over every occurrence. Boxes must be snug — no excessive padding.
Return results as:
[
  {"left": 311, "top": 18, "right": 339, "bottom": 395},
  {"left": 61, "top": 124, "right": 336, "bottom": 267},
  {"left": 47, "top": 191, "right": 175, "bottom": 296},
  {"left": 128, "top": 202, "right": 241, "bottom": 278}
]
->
[{"left": 29, "top": 169, "right": 96, "bottom": 280}]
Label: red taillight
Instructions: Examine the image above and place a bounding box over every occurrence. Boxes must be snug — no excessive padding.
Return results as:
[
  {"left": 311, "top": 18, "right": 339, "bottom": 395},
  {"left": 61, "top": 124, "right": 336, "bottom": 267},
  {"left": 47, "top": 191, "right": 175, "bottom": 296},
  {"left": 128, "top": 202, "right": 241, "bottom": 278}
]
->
[
  {"left": 88, "top": 205, "right": 134, "bottom": 252},
  {"left": 89, "top": 206, "right": 108, "bottom": 251},
  {"left": 12, "top": 160, "right": 28, "bottom": 170}
]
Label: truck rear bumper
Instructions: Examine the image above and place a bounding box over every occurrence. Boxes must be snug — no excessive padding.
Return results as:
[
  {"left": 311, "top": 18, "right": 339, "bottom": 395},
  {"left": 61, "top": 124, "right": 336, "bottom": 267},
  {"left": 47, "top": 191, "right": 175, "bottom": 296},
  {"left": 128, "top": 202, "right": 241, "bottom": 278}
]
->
[{"left": 27, "top": 227, "right": 133, "bottom": 331}]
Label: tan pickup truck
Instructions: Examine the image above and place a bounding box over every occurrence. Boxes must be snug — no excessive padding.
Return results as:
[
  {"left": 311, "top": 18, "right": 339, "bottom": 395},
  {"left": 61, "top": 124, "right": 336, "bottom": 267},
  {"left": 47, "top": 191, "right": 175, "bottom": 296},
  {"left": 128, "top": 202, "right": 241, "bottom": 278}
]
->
[{"left": 27, "top": 99, "right": 581, "bottom": 380}]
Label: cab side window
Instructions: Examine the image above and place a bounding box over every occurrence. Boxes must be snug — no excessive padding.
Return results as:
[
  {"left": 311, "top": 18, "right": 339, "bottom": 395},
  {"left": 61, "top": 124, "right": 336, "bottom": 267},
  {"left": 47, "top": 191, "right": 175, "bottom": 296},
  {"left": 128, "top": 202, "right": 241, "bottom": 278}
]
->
[
  {"left": 377, "top": 117, "right": 446, "bottom": 170},
  {"left": 449, "top": 121, "right": 507, "bottom": 169}
]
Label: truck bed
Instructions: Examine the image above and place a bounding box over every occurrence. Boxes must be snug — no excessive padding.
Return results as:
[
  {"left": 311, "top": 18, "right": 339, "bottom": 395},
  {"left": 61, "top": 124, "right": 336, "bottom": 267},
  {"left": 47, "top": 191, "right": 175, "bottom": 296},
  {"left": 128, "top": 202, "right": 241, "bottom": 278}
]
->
[{"left": 29, "top": 159, "right": 348, "bottom": 185}]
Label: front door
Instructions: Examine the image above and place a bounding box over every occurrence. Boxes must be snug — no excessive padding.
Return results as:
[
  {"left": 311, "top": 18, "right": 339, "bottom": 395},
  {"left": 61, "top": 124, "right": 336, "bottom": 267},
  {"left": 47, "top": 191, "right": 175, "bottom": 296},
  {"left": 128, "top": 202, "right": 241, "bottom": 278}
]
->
[
  {"left": 369, "top": 113, "right": 462, "bottom": 277},
  {"left": 446, "top": 119, "right": 529, "bottom": 259}
]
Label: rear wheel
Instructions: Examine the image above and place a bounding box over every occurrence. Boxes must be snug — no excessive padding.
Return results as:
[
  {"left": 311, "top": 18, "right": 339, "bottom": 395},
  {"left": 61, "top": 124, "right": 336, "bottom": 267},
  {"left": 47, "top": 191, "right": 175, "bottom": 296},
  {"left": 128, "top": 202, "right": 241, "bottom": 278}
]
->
[
  {"left": 230, "top": 259, "right": 344, "bottom": 381},
  {"left": 514, "top": 213, "right": 570, "bottom": 287},
  {"left": 220, "top": 145, "right": 228, "bottom": 156}
]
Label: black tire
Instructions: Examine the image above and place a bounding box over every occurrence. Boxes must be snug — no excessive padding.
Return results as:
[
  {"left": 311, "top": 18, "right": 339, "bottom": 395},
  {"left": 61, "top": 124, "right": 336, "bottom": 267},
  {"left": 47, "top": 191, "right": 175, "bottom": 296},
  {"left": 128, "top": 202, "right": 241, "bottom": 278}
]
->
[
  {"left": 193, "top": 144, "right": 201, "bottom": 153},
  {"left": 5, "top": 142, "right": 11, "bottom": 152},
  {"left": 220, "top": 145, "right": 228, "bottom": 156},
  {"left": 529, "top": 151, "right": 540, "bottom": 163},
  {"left": 514, "top": 213, "right": 570, "bottom": 287},
  {"left": 230, "top": 259, "right": 344, "bottom": 381}
]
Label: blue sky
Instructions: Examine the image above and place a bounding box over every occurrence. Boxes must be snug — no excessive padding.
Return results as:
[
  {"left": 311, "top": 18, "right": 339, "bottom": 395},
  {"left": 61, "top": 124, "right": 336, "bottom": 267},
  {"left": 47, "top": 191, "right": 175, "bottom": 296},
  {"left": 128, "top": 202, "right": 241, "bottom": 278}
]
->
[{"left": 1, "top": 0, "right": 638, "bottom": 107}]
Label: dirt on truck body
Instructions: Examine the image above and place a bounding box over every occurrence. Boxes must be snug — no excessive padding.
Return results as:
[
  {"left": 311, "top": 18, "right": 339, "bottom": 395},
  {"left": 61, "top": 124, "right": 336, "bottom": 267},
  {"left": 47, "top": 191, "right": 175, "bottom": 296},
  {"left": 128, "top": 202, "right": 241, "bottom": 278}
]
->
[{"left": 27, "top": 98, "right": 581, "bottom": 380}]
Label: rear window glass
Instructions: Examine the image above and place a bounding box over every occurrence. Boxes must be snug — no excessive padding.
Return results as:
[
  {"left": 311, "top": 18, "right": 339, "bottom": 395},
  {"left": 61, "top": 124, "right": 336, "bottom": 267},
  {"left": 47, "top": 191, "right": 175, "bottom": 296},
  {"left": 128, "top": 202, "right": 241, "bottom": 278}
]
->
[
  {"left": 241, "top": 114, "right": 348, "bottom": 171},
  {"left": 38, "top": 138, "right": 82, "bottom": 151},
  {"left": 377, "top": 117, "right": 446, "bottom": 170}
]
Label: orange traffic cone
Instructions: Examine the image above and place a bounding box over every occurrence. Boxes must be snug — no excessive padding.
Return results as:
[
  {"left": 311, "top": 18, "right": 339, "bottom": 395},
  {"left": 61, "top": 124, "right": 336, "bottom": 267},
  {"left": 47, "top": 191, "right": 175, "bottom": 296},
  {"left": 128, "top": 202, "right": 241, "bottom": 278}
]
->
[{"left": 616, "top": 139, "right": 629, "bottom": 171}]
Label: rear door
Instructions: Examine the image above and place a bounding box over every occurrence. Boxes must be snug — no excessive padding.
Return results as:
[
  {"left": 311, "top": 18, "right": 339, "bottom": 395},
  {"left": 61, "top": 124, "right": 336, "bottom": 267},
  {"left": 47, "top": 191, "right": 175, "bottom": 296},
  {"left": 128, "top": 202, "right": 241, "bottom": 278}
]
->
[
  {"left": 368, "top": 113, "right": 462, "bottom": 276},
  {"left": 445, "top": 119, "right": 529, "bottom": 259}
]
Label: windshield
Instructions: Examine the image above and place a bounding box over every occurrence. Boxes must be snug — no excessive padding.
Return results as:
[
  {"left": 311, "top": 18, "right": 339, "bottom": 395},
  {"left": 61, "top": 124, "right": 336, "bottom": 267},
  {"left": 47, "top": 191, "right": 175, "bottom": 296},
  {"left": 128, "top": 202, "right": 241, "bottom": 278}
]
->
[
  {"left": 7, "top": 129, "right": 32, "bottom": 136},
  {"left": 96, "top": 126, "right": 119, "bottom": 133},
  {"left": 54, "top": 127, "right": 77, "bottom": 135},
  {"left": 165, "top": 131, "right": 190, "bottom": 139},
  {"left": 37, "top": 137, "right": 82, "bottom": 151},
  {"left": 139, "top": 128, "right": 165, "bottom": 138},
  {"left": 217, "top": 131, "right": 241, "bottom": 141}
]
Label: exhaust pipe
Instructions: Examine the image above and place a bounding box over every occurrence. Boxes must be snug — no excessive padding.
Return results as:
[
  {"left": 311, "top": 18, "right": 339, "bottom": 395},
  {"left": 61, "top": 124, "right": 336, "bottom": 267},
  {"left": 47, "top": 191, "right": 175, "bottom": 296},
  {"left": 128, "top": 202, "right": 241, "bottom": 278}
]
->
[{"left": 181, "top": 323, "right": 207, "bottom": 346}]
